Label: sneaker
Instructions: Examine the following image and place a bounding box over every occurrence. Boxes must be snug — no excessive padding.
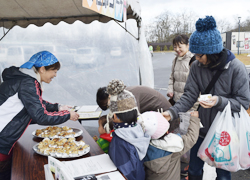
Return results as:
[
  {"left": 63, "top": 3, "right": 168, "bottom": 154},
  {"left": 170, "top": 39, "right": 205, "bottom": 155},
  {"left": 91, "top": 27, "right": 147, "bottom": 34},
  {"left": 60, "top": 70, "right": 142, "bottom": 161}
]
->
[
  {"left": 181, "top": 176, "right": 188, "bottom": 180},
  {"left": 181, "top": 165, "right": 189, "bottom": 176}
]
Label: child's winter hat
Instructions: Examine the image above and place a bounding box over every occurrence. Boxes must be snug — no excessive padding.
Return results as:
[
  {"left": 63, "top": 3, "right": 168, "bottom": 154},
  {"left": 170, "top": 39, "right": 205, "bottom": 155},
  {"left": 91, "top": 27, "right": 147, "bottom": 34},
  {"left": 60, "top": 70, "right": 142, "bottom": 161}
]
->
[
  {"left": 137, "top": 111, "right": 169, "bottom": 140},
  {"left": 105, "top": 79, "right": 138, "bottom": 133},
  {"left": 189, "top": 16, "right": 223, "bottom": 54}
]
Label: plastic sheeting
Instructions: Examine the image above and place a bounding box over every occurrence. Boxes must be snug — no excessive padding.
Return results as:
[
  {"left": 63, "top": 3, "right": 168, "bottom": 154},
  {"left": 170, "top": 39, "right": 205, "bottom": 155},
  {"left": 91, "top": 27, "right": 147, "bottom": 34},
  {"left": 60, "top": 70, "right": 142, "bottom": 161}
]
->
[{"left": 0, "top": 19, "right": 154, "bottom": 106}]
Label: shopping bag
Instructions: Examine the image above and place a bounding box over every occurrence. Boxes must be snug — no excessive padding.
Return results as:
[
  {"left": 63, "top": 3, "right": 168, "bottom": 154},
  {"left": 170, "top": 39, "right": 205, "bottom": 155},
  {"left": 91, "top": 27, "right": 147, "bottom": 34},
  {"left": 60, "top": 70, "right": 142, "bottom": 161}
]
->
[
  {"left": 197, "top": 102, "right": 240, "bottom": 172},
  {"left": 235, "top": 106, "right": 250, "bottom": 169}
]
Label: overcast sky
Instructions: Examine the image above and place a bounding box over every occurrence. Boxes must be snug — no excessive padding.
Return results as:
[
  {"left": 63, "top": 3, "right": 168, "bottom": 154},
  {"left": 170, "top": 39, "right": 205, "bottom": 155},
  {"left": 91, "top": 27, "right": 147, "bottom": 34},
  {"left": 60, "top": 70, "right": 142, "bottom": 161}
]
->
[{"left": 140, "top": 0, "right": 250, "bottom": 26}]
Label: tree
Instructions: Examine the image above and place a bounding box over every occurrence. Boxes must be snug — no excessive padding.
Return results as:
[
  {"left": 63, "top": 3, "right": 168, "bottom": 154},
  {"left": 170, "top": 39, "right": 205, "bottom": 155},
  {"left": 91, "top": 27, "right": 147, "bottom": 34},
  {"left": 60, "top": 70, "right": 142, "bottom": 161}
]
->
[
  {"left": 145, "top": 10, "right": 198, "bottom": 43},
  {"left": 169, "top": 45, "right": 173, "bottom": 51},
  {"left": 228, "top": 15, "right": 250, "bottom": 32},
  {"left": 164, "top": 45, "right": 168, "bottom": 51},
  {"left": 216, "top": 19, "right": 231, "bottom": 33},
  {"left": 156, "top": 45, "right": 161, "bottom": 51}
]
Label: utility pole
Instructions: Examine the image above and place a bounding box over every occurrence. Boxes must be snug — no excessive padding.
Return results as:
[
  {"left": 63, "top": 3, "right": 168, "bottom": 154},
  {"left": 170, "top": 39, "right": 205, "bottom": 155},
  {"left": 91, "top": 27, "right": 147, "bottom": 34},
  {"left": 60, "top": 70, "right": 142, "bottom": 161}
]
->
[{"left": 238, "top": 17, "right": 241, "bottom": 55}]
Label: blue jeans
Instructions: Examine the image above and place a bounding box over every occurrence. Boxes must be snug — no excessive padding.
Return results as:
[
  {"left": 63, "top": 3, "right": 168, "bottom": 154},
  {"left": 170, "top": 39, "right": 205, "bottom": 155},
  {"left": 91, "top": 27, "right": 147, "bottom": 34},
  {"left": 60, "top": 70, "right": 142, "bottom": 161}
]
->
[{"left": 188, "top": 137, "right": 231, "bottom": 180}]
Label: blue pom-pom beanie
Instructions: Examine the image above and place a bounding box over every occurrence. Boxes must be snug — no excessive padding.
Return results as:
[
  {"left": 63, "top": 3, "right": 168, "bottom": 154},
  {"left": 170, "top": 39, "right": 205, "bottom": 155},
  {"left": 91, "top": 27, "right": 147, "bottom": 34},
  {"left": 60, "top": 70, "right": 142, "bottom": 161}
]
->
[{"left": 189, "top": 16, "right": 223, "bottom": 54}]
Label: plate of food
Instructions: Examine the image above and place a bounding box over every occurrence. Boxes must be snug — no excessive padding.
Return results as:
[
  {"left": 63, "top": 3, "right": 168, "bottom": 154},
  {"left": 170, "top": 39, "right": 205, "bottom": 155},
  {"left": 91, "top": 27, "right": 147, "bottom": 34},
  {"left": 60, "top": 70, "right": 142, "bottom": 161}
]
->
[
  {"left": 33, "top": 137, "right": 90, "bottom": 158},
  {"left": 32, "top": 126, "right": 83, "bottom": 139}
]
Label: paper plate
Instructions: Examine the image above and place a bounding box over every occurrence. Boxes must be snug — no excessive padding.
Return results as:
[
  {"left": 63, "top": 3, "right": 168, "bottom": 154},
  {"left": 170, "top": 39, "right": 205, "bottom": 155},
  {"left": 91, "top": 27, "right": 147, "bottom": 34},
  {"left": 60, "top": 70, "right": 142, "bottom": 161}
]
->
[{"left": 33, "top": 144, "right": 90, "bottom": 158}]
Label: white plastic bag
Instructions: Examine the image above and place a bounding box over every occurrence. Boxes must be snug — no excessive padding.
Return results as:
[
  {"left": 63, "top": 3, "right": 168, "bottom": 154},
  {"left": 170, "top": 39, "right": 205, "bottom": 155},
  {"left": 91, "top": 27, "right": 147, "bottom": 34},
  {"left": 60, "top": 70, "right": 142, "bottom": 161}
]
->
[
  {"left": 235, "top": 106, "right": 250, "bottom": 169},
  {"left": 197, "top": 102, "right": 240, "bottom": 172}
]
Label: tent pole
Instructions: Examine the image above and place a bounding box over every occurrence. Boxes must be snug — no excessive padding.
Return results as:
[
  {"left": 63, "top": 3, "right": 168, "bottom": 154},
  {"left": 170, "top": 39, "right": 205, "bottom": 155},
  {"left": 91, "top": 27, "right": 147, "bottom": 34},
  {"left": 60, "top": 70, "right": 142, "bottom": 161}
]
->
[
  {"left": 137, "top": 19, "right": 141, "bottom": 41},
  {"left": 0, "top": 24, "right": 15, "bottom": 41},
  {"left": 114, "top": 20, "right": 139, "bottom": 40}
]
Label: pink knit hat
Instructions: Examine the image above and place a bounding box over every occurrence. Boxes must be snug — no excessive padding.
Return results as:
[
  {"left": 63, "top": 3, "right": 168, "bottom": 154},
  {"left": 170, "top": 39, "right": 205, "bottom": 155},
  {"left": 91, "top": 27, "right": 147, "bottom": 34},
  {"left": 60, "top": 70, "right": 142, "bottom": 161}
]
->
[{"left": 137, "top": 111, "right": 170, "bottom": 139}]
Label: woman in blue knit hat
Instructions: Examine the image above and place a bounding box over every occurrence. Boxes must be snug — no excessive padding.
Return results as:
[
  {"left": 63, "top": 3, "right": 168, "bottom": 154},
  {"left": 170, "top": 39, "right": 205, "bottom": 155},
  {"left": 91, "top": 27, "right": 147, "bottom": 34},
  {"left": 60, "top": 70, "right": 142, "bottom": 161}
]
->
[
  {"left": 0, "top": 51, "right": 79, "bottom": 180},
  {"left": 162, "top": 16, "right": 250, "bottom": 180}
]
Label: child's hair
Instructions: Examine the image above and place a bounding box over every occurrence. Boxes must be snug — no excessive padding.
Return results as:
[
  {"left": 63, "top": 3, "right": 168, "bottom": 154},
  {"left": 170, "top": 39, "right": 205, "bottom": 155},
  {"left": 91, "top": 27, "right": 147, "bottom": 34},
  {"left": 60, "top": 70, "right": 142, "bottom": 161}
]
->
[
  {"left": 35, "top": 61, "right": 61, "bottom": 71},
  {"left": 116, "top": 109, "right": 138, "bottom": 124},
  {"left": 96, "top": 87, "right": 109, "bottom": 110},
  {"left": 173, "top": 34, "right": 189, "bottom": 46},
  {"left": 206, "top": 52, "right": 223, "bottom": 68},
  {"left": 99, "top": 115, "right": 114, "bottom": 130},
  {"left": 189, "top": 56, "right": 196, "bottom": 66}
]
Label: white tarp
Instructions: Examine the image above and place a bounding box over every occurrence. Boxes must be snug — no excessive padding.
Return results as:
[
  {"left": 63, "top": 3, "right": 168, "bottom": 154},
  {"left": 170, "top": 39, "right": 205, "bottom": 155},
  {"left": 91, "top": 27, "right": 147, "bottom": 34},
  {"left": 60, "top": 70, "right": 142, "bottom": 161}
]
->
[
  {"left": 0, "top": 19, "right": 154, "bottom": 105},
  {"left": 0, "top": 0, "right": 154, "bottom": 105}
]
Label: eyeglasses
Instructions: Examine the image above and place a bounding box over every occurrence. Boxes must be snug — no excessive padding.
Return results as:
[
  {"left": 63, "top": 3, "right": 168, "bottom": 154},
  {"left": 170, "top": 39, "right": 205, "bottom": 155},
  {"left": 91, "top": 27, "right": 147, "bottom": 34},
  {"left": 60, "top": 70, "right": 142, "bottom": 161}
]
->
[{"left": 195, "top": 54, "right": 204, "bottom": 58}]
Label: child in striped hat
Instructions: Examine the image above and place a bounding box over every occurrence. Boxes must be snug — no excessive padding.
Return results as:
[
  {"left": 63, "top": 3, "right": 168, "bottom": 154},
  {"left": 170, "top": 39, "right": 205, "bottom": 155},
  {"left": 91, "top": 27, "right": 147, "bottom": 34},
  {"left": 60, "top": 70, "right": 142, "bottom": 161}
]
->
[{"left": 106, "top": 79, "right": 150, "bottom": 180}]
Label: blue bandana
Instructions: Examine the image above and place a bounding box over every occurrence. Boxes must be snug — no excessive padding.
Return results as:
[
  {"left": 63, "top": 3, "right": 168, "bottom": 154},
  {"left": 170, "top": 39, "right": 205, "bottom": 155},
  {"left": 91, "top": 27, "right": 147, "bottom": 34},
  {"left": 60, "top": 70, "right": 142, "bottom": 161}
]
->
[{"left": 20, "top": 51, "right": 58, "bottom": 69}]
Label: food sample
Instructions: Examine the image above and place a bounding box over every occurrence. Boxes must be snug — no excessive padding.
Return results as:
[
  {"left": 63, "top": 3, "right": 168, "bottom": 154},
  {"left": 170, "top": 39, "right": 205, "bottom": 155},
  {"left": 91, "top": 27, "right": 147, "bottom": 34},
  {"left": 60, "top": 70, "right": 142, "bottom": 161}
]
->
[
  {"left": 35, "top": 126, "right": 76, "bottom": 138},
  {"left": 198, "top": 94, "right": 212, "bottom": 103},
  {"left": 36, "top": 137, "right": 90, "bottom": 157}
]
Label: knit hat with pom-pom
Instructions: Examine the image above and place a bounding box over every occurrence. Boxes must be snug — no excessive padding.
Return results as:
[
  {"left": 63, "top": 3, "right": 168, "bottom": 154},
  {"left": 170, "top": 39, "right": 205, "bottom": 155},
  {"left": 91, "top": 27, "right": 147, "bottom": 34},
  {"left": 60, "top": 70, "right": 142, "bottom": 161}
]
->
[
  {"left": 189, "top": 16, "right": 223, "bottom": 54},
  {"left": 105, "top": 79, "right": 138, "bottom": 133}
]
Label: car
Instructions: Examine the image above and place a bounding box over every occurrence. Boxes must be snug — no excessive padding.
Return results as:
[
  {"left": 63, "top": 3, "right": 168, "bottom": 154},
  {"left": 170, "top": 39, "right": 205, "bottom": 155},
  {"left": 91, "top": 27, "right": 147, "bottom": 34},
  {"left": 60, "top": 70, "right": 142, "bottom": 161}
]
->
[
  {"left": 22, "top": 46, "right": 36, "bottom": 61},
  {"left": 74, "top": 47, "right": 103, "bottom": 68},
  {"left": 0, "top": 47, "right": 7, "bottom": 62},
  {"left": 4, "top": 46, "right": 37, "bottom": 68},
  {"left": 6, "top": 46, "right": 26, "bottom": 67},
  {"left": 38, "top": 45, "right": 74, "bottom": 66},
  {"left": 0, "top": 47, "right": 7, "bottom": 83},
  {"left": 110, "top": 47, "right": 122, "bottom": 57}
]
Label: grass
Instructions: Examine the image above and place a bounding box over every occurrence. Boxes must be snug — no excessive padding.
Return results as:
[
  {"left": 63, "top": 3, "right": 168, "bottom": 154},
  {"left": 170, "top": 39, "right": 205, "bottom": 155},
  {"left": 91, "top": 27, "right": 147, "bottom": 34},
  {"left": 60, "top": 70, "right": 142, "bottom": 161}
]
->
[{"left": 234, "top": 53, "right": 250, "bottom": 65}]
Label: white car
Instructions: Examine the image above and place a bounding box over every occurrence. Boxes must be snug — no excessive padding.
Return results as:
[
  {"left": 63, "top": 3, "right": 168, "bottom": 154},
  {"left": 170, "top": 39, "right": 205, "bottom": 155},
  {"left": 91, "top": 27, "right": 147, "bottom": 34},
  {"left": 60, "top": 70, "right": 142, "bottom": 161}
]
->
[
  {"left": 0, "top": 48, "right": 7, "bottom": 62},
  {"left": 39, "top": 45, "right": 73, "bottom": 66},
  {"left": 74, "top": 47, "right": 102, "bottom": 68},
  {"left": 110, "top": 47, "right": 122, "bottom": 57},
  {"left": 6, "top": 46, "right": 26, "bottom": 67},
  {"left": 22, "top": 46, "right": 36, "bottom": 61}
]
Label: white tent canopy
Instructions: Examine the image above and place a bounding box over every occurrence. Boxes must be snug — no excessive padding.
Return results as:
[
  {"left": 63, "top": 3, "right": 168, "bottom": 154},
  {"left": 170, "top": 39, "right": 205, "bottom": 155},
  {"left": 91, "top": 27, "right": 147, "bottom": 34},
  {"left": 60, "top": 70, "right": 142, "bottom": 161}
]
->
[{"left": 0, "top": 0, "right": 141, "bottom": 29}]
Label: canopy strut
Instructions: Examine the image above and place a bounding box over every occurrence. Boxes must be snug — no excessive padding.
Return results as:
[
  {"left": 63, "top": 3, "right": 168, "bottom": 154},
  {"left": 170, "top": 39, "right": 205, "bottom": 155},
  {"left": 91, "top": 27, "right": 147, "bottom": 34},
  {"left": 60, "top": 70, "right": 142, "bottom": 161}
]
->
[
  {"left": 0, "top": 23, "right": 15, "bottom": 41},
  {"left": 114, "top": 20, "right": 140, "bottom": 41}
]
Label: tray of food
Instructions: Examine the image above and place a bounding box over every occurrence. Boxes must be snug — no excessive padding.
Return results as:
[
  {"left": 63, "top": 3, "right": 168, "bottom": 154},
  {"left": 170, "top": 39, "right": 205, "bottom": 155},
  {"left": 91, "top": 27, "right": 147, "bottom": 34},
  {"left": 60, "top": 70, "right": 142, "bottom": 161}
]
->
[
  {"left": 33, "top": 137, "right": 90, "bottom": 158},
  {"left": 32, "top": 126, "right": 83, "bottom": 139}
]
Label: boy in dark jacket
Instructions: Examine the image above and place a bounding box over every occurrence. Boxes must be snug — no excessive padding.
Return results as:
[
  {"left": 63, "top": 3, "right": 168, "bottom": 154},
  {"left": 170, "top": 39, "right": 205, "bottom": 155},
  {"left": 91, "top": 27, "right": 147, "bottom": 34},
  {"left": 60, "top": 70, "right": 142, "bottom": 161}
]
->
[{"left": 106, "top": 79, "right": 150, "bottom": 180}]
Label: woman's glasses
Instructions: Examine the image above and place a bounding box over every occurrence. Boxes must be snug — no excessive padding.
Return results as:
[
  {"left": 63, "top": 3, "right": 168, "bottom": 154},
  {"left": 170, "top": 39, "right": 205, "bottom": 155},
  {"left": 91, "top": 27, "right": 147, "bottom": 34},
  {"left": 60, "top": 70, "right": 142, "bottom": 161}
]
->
[{"left": 195, "top": 54, "right": 204, "bottom": 58}]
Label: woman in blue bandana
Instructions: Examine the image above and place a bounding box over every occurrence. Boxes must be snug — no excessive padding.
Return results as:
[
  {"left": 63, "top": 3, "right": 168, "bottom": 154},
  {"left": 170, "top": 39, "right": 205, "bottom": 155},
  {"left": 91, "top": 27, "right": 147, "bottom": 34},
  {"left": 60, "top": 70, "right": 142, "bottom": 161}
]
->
[{"left": 0, "top": 51, "right": 79, "bottom": 180}]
